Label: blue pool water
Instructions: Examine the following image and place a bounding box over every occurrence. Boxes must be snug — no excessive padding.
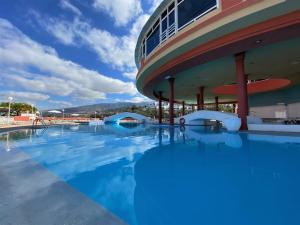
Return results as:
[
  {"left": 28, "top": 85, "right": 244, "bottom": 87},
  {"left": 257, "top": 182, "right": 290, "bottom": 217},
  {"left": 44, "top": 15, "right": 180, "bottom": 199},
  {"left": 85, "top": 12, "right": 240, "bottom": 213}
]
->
[{"left": 1, "top": 124, "right": 300, "bottom": 225}]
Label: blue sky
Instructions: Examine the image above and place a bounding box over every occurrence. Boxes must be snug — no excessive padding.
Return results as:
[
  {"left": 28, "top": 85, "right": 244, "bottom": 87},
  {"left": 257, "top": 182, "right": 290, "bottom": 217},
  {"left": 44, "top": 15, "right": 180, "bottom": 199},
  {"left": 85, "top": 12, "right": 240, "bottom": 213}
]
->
[{"left": 0, "top": 0, "right": 162, "bottom": 109}]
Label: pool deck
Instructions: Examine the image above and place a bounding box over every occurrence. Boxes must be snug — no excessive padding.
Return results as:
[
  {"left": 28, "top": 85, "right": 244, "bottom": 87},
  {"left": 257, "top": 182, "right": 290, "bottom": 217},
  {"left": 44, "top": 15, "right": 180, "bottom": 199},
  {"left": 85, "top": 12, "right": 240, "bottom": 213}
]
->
[
  {"left": 0, "top": 122, "right": 78, "bottom": 133},
  {"left": 0, "top": 146, "right": 127, "bottom": 225}
]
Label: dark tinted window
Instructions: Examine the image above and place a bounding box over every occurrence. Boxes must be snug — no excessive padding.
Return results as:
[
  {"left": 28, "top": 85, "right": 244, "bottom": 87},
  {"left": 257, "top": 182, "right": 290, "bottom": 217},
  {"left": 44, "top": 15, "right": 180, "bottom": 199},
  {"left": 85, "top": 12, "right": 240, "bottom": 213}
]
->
[
  {"left": 162, "top": 9, "right": 167, "bottom": 18},
  {"left": 153, "top": 19, "right": 160, "bottom": 28},
  {"left": 168, "top": 2, "right": 175, "bottom": 11},
  {"left": 178, "top": 0, "right": 217, "bottom": 28},
  {"left": 146, "top": 29, "right": 152, "bottom": 38},
  {"left": 168, "top": 10, "right": 175, "bottom": 26},
  {"left": 142, "top": 44, "right": 145, "bottom": 55},
  {"left": 162, "top": 17, "right": 168, "bottom": 32},
  {"left": 146, "top": 26, "right": 160, "bottom": 55}
]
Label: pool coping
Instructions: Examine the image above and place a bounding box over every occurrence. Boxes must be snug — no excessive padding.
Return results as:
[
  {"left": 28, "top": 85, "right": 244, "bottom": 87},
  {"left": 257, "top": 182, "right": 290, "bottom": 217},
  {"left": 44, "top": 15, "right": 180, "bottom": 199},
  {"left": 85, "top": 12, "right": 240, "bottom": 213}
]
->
[
  {"left": 0, "top": 123, "right": 78, "bottom": 134},
  {"left": 1, "top": 124, "right": 299, "bottom": 137}
]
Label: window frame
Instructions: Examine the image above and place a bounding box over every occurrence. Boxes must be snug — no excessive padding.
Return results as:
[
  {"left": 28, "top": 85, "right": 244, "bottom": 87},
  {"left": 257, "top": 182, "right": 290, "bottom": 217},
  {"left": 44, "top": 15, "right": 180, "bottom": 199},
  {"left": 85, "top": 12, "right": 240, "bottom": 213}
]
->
[
  {"left": 139, "top": 0, "right": 220, "bottom": 61},
  {"left": 177, "top": 0, "right": 219, "bottom": 31}
]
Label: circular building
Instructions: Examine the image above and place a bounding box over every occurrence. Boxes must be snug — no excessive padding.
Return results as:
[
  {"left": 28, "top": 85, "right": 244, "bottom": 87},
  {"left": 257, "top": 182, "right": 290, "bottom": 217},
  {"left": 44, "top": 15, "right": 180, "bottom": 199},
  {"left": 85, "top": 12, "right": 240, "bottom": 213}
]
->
[{"left": 135, "top": 0, "right": 300, "bottom": 129}]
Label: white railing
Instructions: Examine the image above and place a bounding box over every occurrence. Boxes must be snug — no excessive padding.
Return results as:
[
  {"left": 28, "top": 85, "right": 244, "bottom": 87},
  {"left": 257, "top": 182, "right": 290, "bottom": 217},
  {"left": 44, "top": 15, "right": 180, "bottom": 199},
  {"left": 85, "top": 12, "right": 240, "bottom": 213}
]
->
[
  {"left": 141, "top": 0, "right": 219, "bottom": 61},
  {"left": 159, "top": 23, "right": 176, "bottom": 46},
  {"left": 161, "top": 30, "right": 167, "bottom": 42},
  {"left": 168, "top": 23, "right": 176, "bottom": 36}
]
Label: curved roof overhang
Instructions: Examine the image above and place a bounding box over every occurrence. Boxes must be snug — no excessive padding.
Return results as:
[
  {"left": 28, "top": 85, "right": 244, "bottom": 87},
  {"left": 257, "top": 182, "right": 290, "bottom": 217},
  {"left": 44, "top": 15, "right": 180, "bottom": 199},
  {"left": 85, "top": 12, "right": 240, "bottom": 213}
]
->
[{"left": 136, "top": 2, "right": 300, "bottom": 103}]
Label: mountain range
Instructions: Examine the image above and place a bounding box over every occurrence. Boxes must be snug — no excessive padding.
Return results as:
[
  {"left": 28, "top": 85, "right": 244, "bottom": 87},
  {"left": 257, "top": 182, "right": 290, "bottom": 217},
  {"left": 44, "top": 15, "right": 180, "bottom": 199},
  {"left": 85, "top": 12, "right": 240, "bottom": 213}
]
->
[{"left": 44, "top": 102, "right": 154, "bottom": 114}]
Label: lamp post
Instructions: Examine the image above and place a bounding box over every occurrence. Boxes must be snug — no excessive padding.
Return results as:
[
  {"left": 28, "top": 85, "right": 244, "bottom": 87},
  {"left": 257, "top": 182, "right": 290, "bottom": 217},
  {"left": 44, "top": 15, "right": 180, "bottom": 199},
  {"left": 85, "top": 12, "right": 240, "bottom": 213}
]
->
[
  {"left": 62, "top": 109, "right": 65, "bottom": 120},
  {"left": 95, "top": 111, "right": 97, "bottom": 120},
  {"left": 7, "top": 96, "right": 13, "bottom": 124},
  {"left": 31, "top": 104, "right": 34, "bottom": 114}
]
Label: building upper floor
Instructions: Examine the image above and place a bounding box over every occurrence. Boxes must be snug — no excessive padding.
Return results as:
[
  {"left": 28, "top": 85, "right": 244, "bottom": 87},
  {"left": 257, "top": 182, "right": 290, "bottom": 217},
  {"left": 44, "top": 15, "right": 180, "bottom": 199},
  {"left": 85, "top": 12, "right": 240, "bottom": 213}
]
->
[
  {"left": 135, "top": 0, "right": 221, "bottom": 67},
  {"left": 136, "top": 0, "right": 219, "bottom": 66},
  {"left": 135, "top": 0, "right": 300, "bottom": 73},
  {"left": 134, "top": 0, "right": 300, "bottom": 102}
]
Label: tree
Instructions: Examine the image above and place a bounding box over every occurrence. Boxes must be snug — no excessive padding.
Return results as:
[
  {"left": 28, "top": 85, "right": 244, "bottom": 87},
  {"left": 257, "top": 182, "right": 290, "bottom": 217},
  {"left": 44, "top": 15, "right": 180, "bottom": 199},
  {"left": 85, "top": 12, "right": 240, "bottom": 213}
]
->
[{"left": 0, "top": 102, "right": 38, "bottom": 116}]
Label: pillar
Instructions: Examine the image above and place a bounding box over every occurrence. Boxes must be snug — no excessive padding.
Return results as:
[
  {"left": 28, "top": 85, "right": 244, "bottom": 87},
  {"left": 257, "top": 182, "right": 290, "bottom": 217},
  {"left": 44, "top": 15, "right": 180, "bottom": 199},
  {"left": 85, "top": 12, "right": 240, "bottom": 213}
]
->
[
  {"left": 197, "top": 86, "right": 204, "bottom": 110},
  {"left": 158, "top": 91, "right": 163, "bottom": 124},
  {"left": 168, "top": 77, "right": 175, "bottom": 125},
  {"left": 235, "top": 52, "right": 248, "bottom": 130},
  {"left": 182, "top": 101, "right": 185, "bottom": 116},
  {"left": 197, "top": 94, "right": 201, "bottom": 110},
  {"left": 215, "top": 96, "right": 219, "bottom": 111},
  {"left": 233, "top": 104, "right": 236, "bottom": 113}
]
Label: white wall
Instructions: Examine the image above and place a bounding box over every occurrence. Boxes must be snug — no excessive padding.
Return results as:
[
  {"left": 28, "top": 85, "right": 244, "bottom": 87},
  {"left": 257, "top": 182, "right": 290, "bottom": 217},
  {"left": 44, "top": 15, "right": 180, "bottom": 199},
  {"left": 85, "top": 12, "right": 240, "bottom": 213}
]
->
[
  {"left": 287, "top": 103, "right": 300, "bottom": 118},
  {"left": 0, "top": 117, "right": 13, "bottom": 125},
  {"left": 250, "top": 102, "right": 300, "bottom": 119}
]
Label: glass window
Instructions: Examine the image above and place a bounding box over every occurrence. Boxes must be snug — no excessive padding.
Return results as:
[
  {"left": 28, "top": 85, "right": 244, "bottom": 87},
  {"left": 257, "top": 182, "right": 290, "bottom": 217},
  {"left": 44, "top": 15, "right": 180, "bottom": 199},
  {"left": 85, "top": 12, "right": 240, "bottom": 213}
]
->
[
  {"left": 162, "top": 17, "right": 168, "bottom": 32},
  {"left": 168, "top": 2, "right": 175, "bottom": 12},
  {"left": 168, "top": 10, "right": 175, "bottom": 26},
  {"left": 162, "top": 9, "right": 167, "bottom": 19},
  {"left": 146, "top": 29, "right": 152, "bottom": 38},
  {"left": 142, "top": 44, "right": 145, "bottom": 55},
  {"left": 146, "top": 26, "right": 160, "bottom": 55},
  {"left": 153, "top": 19, "right": 160, "bottom": 29},
  {"left": 141, "top": 0, "right": 217, "bottom": 61},
  {"left": 178, "top": 0, "right": 217, "bottom": 29}
]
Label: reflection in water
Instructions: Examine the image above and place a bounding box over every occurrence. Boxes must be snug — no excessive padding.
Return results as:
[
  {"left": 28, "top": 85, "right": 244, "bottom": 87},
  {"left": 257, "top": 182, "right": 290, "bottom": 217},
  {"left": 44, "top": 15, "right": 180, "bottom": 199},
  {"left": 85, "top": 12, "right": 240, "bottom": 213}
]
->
[
  {"left": 134, "top": 140, "right": 300, "bottom": 225},
  {"left": 0, "top": 125, "right": 300, "bottom": 225},
  {"left": 119, "top": 123, "right": 141, "bottom": 129},
  {"left": 185, "top": 126, "right": 243, "bottom": 148},
  {"left": 6, "top": 133, "right": 10, "bottom": 151}
]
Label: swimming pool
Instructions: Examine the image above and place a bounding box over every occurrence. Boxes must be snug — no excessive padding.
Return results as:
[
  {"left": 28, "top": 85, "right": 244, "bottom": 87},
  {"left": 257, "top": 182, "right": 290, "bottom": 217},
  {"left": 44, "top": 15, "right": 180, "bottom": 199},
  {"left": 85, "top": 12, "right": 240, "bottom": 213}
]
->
[{"left": 1, "top": 124, "right": 300, "bottom": 225}]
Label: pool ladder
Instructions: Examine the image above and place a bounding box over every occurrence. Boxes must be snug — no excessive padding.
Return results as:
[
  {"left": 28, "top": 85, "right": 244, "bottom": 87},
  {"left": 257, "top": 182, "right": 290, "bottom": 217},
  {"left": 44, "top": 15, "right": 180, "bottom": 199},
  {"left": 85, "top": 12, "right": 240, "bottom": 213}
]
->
[{"left": 32, "top": 117, "right": 48, "bottom": 128}]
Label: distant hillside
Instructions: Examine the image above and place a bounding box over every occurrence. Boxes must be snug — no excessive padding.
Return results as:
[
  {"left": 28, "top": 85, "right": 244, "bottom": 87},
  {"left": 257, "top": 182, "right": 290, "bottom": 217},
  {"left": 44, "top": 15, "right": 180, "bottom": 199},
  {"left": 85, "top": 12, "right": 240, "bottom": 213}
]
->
[{"left": 44, "top": 102, "right": 154, "bottom": 114}]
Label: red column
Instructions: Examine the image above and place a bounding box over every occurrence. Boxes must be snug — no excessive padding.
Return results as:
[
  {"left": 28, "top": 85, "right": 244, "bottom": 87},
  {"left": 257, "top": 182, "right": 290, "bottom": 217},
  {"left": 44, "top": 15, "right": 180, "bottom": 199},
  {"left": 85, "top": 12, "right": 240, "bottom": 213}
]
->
[
  {"left": 158, "top": 91, "right": 163, "bottom": 124},
  {"left": 168, "top": 78, "right": 175, "bottom": 125},
  {"left": 197, "top": 86, "right": 204, "bottom": 110},
  {"left": 199, "top": 86, "right": 204, "bottom": 110},
  {"left": 197, "top": 94, "right": 200, "bottom": 110},
  {"left": 182, "top": 101, "right": 185, "bottom": 116},
  {"left": 235, "top": 52, "right": 248, "bottom": 130},
  {"left": 233, "top": 104, "right": 236, "bottom": 113},
  {"left": 215, "top": 96, "right": 219, "bottom": 111}
]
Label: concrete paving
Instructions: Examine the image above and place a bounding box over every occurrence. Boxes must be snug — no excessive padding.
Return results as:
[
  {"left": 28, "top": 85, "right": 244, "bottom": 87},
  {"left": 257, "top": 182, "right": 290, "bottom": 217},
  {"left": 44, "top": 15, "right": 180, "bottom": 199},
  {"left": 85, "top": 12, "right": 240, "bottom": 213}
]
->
[{"left": 0, "top": 147, "right": 127, "bottom": 225}]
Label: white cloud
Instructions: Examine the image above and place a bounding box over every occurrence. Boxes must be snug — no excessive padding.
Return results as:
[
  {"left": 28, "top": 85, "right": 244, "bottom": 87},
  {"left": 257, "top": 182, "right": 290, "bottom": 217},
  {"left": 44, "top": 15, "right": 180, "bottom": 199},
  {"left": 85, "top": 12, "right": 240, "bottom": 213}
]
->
[
  {"left": 46, "top": 20, "right": 76, "bottom": 45},
  {"left": 93, "top": 0, "right": 142, "bottom": 27},
  {"left": 48, "top": 100, "right": 73, "bottom": 108},
  {"left": 148, "top": 0, "right": 163, "bottom": 13},
  {"left": 0, "top": 91, "right": 49, "bottom": 103},
  {"left": 126, "top": 95, "right": 152, "bottom": 103},
  {"left": 59, "top": 0, "right": 82, "bottom": 16},
  {"left": 123, "top": 68, "right": 138, "bottom": 80},
  {"left": 0, "top": 18, "right": 138, "bottom": 104},
  {"left": 29, "top": 10, "right": 76, "bottom": 45},
  {"left": 31, "top": 12, "right": 149, "bottom": 80}
]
